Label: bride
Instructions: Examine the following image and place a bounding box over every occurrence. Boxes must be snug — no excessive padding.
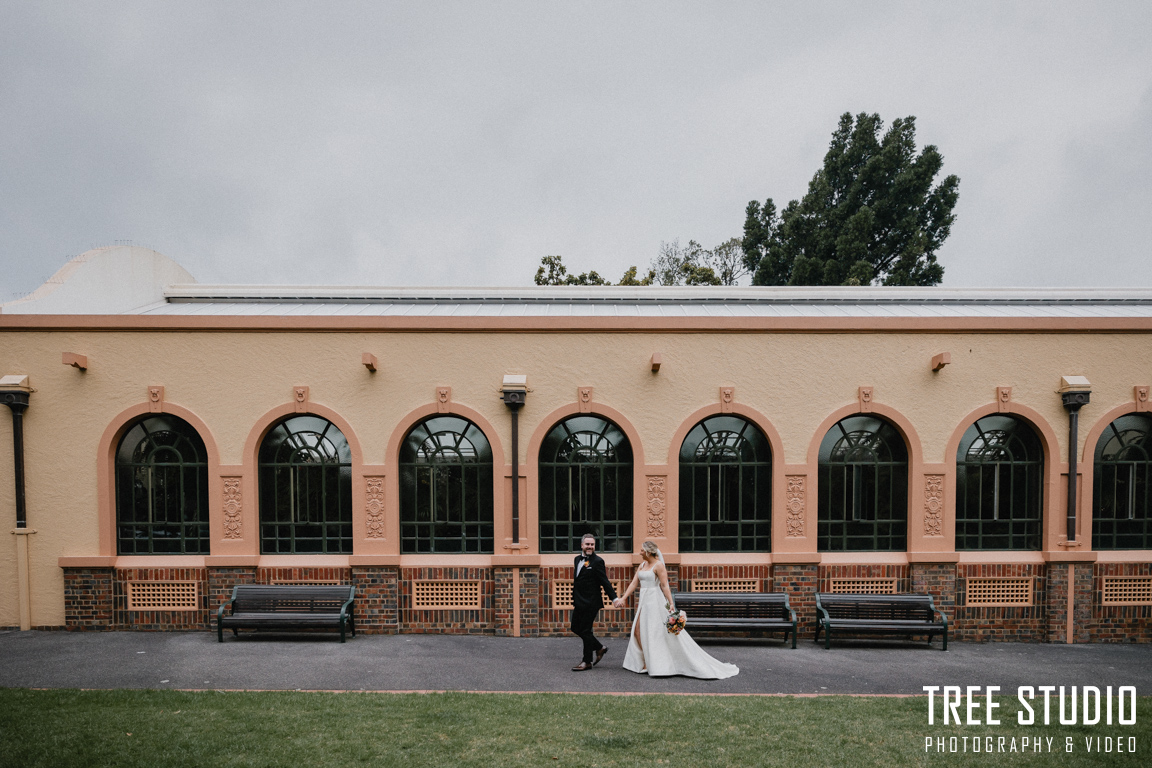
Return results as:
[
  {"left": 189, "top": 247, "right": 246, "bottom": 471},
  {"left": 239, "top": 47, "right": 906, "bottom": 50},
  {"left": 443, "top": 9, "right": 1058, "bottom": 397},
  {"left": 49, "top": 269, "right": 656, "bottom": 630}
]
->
[{"left": 613, "top": 540, "right": 739, "bottom": 679}]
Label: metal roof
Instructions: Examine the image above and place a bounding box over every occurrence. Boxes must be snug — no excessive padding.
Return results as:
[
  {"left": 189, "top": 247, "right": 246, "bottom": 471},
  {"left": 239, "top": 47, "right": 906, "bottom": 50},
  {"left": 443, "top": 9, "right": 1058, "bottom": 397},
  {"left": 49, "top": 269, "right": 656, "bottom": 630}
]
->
[{"left": 129, "top": 285, "right": 1152, "bottom": 318}]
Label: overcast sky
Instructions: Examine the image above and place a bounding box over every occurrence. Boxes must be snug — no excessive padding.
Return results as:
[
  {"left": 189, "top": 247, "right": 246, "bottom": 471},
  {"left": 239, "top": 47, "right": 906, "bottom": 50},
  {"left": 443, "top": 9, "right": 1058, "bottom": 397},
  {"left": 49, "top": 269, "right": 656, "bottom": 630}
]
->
[{"left": 2, "top": 2, "right": 1149, "bottom": 297}]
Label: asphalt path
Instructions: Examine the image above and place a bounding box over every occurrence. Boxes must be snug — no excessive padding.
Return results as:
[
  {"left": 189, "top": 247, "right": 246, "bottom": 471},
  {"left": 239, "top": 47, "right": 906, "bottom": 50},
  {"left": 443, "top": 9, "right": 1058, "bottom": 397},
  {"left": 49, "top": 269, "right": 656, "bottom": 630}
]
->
[{"left": 2, "top": 630, "right": 1149, "bottom": 695}]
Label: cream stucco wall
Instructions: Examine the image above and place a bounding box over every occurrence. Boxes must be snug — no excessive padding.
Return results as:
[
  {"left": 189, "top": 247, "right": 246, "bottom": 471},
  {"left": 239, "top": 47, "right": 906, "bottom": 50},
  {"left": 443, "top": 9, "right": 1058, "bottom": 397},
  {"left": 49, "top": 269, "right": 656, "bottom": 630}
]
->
[{"left": 1, "top": 325, "right": 1150, "bottom": 627}]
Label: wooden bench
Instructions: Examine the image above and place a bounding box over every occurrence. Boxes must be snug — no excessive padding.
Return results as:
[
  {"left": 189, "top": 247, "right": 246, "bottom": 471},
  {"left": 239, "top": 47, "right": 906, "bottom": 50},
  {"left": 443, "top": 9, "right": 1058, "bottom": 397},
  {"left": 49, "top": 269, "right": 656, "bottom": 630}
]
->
[
  {"left": 216, "top": 585, "right": 356, "bottom": 643},
  {"left": 673, "top": 592, "right": 798, "bottom": 648},
  {"left": 814, "top": 593, "right": 948, "bottom": 650}
]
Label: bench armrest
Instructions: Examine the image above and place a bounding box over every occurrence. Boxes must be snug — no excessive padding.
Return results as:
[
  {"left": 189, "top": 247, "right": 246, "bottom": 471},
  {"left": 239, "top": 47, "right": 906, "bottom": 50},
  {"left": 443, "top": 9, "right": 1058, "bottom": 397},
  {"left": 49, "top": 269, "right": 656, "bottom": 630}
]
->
[
  {"left": 933, "top": 607, "right": 949, "bottom": 630},
  {"left": 216, "top": 598, "right": 235, "bottom": 620}
]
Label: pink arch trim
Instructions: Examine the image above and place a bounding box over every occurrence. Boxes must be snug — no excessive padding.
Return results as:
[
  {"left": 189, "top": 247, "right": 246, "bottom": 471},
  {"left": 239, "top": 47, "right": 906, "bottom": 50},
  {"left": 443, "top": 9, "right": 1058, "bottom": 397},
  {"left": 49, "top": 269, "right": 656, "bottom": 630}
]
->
[
  {"left": 943, "top": 402, "right": 1061, "bottom": 467},
  {"left": 525, "top": 401, "right": 646, "bottom": 466},
  {"left": 242, "top": 401, "right": 364, "bottom": 469},
  {"left": 805, "top": 402, "right": 924, "bottom": 468},
  {"left": 96, "top": 401, "right": 222, "bottom": 557},
  {"left": 666, "top": 403, "right": 784, "bottom": 466},
  {"left": 1082, "top": 402, "right": 1146, "bottom": 463},
  {"left": 384, "top": 401, "right": 507, "bottom": 468}
]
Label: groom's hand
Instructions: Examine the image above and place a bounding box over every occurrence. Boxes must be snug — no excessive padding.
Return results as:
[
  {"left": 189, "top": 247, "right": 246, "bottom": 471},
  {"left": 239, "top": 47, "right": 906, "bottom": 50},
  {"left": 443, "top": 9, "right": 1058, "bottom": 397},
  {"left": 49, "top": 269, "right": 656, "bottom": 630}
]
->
[{"left": 612, "top": 598, "right": 624, "bottom": 608}]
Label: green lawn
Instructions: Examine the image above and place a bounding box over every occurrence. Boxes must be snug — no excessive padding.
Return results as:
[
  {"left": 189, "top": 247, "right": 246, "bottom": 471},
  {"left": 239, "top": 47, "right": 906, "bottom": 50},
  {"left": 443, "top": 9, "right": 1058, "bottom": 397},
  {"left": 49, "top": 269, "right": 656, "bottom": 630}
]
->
[{"left": 0, "top": 689, "right": 1146, "bottom": 767}]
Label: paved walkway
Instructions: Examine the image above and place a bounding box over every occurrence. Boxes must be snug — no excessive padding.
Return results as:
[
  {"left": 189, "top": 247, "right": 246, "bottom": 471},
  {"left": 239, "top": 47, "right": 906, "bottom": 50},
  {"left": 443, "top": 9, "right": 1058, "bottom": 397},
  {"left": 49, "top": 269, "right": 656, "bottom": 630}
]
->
[{"left": 2, "top": 630, "right": 1149, "bottom": 695}]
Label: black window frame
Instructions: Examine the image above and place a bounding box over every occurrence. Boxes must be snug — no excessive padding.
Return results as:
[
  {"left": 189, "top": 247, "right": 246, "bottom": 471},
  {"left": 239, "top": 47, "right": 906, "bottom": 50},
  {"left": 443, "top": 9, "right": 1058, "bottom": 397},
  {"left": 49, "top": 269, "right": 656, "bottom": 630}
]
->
[
  {"left": 398, "top": 415, "right": 494, "bottom": 554},
  {"left": 538, "top": 415, "right": 633, "bottom": 553},
  {"left": 678, "top": 415, "right": 772, "bottom": 552},
  {"left": 1092, "top": 413, "right": 1152, "bottom": 550},
  {"left": 955, "top": 414, "right": 1044, "bottom": 551},
  {"left": 817, "top": 415, "right": 908, "bottom": 551},
  {"left": 115, "top": 415, "right": 211, "bottom": 555},
  {"left": 258, "top": 415, "right": 353, "bottom": 554}
]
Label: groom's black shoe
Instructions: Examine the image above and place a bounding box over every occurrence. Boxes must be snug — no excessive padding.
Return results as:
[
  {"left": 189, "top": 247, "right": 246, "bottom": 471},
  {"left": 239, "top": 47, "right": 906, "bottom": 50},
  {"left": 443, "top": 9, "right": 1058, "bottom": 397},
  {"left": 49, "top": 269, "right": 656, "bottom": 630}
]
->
[
  {"left": 593, "top": 647, "right": 608, "bottom": 666},
  {"left": 571, "top": 662, "right": 592, "bottom": 671}
]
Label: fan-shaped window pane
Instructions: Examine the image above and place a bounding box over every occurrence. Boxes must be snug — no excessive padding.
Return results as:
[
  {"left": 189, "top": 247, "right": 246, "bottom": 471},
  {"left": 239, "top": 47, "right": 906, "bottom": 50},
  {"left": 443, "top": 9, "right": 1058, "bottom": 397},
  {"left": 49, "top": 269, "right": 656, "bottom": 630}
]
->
[
  {"left": 955, "top": 415, "right": 1043, "bottom": 550},
  {"left": 1093, "top": 414, "right": 1152, "bottom": 550},
  {"left": 538, "top": 416, "right": 633, "bottom": 553},
  {"left": 678, "top": 416, "right": 771, "bottom": 552},
  {"left": 818, "top": 416, "right": 907, "bottom": 551},
  {"left": 259, "top": 416, "right": 352, "bottom": 554},
  {"left": 399, "top": 416, "right": 494, "bottom": 553},
  {"left": 116, "top": 416, "right": 210, "bottom": 555}
]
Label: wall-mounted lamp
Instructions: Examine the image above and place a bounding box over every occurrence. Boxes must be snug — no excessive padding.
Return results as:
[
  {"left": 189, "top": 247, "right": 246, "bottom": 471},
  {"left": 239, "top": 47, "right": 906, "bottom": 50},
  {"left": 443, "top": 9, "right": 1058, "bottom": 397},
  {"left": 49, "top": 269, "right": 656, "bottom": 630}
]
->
[
  {"left": 650, "top": 353, "right": 662, "bottom": 373},
  {"left": 362, "top": 353, "right": 378, "bottom": 372},
  {"left": 0, "top": 375, "right": 31, "bottom": 528},
  {"left": 931, "top": 352, "right": 950, "bottom": 372}
]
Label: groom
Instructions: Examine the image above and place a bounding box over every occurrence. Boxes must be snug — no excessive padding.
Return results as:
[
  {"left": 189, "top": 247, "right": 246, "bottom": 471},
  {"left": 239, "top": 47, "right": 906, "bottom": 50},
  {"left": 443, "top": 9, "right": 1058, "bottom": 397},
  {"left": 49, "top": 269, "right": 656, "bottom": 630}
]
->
[{"left": 570, "top": 533, "right": 618, "bottom": 671}]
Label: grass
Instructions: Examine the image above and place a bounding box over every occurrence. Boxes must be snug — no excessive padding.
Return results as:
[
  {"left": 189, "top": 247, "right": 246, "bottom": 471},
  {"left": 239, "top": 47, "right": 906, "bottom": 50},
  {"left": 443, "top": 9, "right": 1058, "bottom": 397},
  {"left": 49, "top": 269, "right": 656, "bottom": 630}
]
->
[{"left": 0, "top": 689, "right": 1147, "bottom": 767}]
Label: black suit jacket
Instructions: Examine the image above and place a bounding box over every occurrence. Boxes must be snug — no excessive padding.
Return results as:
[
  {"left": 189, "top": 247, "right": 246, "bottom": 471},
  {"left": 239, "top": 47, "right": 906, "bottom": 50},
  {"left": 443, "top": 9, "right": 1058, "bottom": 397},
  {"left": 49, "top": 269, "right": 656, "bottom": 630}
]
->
[{"left": 572, "top": 553, "right": 617, "bottom": 610}]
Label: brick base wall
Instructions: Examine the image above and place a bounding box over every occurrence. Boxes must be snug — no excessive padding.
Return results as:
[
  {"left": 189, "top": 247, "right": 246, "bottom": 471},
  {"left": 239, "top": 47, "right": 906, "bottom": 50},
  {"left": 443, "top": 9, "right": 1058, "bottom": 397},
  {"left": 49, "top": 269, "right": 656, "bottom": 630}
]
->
[
  {"left": 1091, "top": 562, "right": 1152, "bottom": 643},
  {"left": 113, "top": 567, "right": 208, "bottom": 630},
  {"left": 63, "top": 567, "right": 114, "bottom": 630},
  {"left": 771, "top": 564, "right": 818, "bottom": 629},
  {"left": 351, "top": 566, "right": 399, "bottom": 634},
  {"left": 398, "top": 567, "right": 494, "bottom": 634},
  {"left": 953, "top": 564, "right": 1047, "bottom": 642},
  {"left": 56, "top": 559, "right": 1152, "bottom": 642}
]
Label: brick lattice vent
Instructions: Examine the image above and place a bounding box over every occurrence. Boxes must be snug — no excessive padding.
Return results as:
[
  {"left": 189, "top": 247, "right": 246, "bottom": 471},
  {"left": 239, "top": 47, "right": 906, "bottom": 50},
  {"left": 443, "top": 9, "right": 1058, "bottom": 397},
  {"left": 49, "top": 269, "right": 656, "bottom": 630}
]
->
[
  {"left": 829, "top": 578, "right": 898, "bottom": 594},
  {"left": 964, "top": 577, "right": 1034, "bottom": 607},
  {"left": 125, "top": 581, "right": 199, "bottom": 611},
  {"left": 689, "top": 579, "right": 760, "bottom": 592},
  {"left": 1101, "top": 576, "right": 1152, "bottom": 605},
  {"left": 413, "top": 580, "right": 483, "bottom": 610},
  {"left": 551, "top": 580, "right": 627, "bottom": 610}
]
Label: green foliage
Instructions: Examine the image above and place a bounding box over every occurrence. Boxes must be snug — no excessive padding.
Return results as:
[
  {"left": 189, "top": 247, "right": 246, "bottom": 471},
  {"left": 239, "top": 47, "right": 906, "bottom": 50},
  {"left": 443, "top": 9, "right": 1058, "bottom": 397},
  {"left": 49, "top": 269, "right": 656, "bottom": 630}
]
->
[
  {"left": 534, "top": 255, "right": 611, "bottom": 286},
  {"left": 617, "top": 265, "right": 655, "bottom": 285},
  {"left": 743, "top": 112, "right": 960, "bottom": 287}
]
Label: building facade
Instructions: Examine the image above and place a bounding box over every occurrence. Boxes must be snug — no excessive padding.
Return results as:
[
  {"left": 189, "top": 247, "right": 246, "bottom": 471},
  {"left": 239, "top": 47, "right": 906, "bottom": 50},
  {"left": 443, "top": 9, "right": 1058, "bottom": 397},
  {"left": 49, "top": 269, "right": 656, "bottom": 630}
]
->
[{"left": 1, "top": 246, "right": 1150, "bottom": 642}]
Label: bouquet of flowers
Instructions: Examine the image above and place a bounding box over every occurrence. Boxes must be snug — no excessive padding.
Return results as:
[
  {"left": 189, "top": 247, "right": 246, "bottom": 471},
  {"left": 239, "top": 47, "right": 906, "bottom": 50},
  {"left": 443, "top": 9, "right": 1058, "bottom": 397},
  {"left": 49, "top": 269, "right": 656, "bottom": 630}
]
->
[{"left": 665, "top": 604, "right": 687, "bottom": 635}]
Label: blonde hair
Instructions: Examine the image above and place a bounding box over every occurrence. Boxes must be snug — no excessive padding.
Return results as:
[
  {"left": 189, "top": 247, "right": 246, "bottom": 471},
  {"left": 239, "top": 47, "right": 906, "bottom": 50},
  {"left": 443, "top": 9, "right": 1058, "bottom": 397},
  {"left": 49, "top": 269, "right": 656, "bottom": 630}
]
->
[{"left": 641, "top": 540, "right": 659, "bottom": 558}]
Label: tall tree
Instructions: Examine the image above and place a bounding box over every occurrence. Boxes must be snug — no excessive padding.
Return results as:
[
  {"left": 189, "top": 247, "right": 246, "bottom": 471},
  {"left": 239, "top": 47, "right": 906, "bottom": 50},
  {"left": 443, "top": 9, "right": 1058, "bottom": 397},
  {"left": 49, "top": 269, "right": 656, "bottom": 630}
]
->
[{"left": 742, "top": 112, "right": 959, "bottom": 286}]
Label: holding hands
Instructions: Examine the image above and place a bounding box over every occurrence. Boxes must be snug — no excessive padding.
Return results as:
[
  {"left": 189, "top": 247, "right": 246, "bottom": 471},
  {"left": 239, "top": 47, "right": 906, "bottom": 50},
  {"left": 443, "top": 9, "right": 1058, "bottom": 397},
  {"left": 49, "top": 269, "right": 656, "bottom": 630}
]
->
[{"left": 612, "top": 597, "right": 624, "bottom": 609}]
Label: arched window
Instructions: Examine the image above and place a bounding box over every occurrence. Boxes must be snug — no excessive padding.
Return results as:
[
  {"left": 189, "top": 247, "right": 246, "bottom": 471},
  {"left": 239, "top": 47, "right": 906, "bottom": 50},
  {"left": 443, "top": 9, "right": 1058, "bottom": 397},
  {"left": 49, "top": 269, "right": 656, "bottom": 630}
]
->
[
  {"left": 116, "top": 415, "right": 210, "bottom": 555},
  {"left": 818, "top": 415, "right": 908, "bottom": 551},
  {"left": 259, "top": 416, "right": 352, "bottom": 554},
  {"left": 1093, "top": 413, "right": 1152, "bottom": 550},
  {"left": 955, "top": 415, "right": 1043, "bottom": 550},
  {"left": 399, "top": 416, "right": 494, "bottom": 553},
  {"left": 678, "top": 415, "right": 771, "bottom": 552},
  {"left": 538, "top": 415, "right": 633, "bottom": 553}
]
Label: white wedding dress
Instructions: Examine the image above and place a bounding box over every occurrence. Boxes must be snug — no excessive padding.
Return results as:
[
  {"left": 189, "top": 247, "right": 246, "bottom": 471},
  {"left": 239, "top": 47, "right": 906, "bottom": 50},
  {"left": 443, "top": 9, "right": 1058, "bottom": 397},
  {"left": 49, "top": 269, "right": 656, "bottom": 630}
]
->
[{"left": 622, "top": 568, "right": 739, "bottom": 679}]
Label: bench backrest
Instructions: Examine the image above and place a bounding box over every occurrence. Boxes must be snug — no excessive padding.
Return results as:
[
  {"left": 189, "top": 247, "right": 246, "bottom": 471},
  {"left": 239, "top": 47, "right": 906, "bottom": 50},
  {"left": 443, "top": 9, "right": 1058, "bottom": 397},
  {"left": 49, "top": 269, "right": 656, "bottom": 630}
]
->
[
  {"left": 230, "top": 585, "right": 355, "bottom": 614},
  {"left": 816, "top": 592, "right": 935, "bottom": 621},
  {"left": 676, "top": 592, "right": 791, "bottom": 619}
]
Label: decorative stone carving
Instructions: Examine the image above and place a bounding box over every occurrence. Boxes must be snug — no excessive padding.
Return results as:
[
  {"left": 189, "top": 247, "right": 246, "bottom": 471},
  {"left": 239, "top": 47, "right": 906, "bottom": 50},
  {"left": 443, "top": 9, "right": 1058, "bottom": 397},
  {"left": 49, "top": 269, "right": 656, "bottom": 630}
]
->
[
  {"left": 645, "top": 476, "right": 666, "bottom": 537},
  {"left": 719, "top": 387, "right": 734, "bottom": 413},
  {"left": 924, "top": 474, "right": 944, "bottom": 537},
  {"left": 858, "top": 387, "right": 873, "bottom": 413},
  {"left": 148, "top": 386, "right": 164, "bottom": 413},
  {"left": 997, "top": 386, "right": 1012, "bottom": 413},
  {"left": 785, "top": 475, "right": 805, "bottom": 537},
  {"left": 1136, "top": 385, "right": 1150, "bottom": 413},
  {"left": 293, "top": 385, "right": 309, "bottom": 413},
  {"left": 222, "top": 477, "right": 243, "bottom": 539},
  {"left": 365, "top": 477, "right": 386, "bottom": 538},
  {"left": 436, "top": 386, "right": 451, "bottom": 413},
  {"left": 578, "top": 387, "right": 593, "bottom": 413}
]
